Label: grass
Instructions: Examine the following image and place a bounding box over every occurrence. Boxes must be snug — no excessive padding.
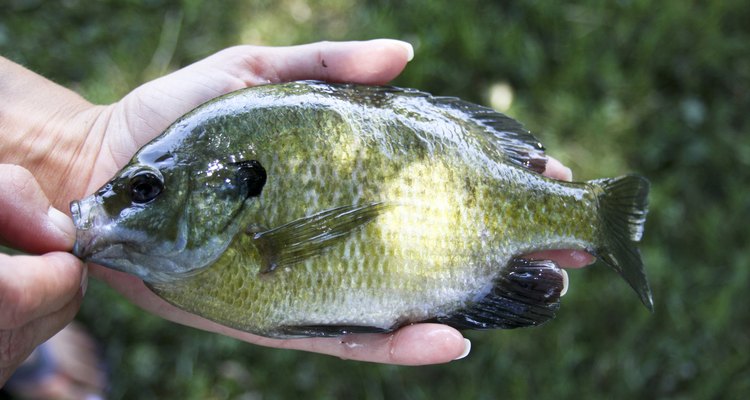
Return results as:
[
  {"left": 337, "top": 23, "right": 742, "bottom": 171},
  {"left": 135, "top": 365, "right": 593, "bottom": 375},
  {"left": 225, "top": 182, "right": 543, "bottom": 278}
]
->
[{"left": 1, "top": 0, "right": 749, "bottom": 398}]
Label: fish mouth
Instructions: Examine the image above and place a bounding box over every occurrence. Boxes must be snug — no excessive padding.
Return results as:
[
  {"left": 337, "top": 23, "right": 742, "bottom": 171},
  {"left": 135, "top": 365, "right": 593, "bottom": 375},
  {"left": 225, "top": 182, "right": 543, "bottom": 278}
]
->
[
  {"left": 70, "top": 196, "right": 129, "bottom": 262},
  {"left": 70, "top": 199, "right": 84, "bottom": 230},
  {"left": 70, "top": 197, "right": 142, "bottom": 261},
  {"left": 69, "top": 197, "right": 202, "bottom": 283},
  {"left": 70, "top": 197, "right": 104, "bottom": 260},
  {"left": 71, "top": 199, "right": 90, "bottom": 258}
]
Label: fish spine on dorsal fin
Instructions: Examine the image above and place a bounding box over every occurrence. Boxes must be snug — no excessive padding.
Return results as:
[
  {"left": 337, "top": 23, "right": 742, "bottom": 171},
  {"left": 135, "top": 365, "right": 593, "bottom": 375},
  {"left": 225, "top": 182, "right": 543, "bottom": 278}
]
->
[{"left": 430, "top": 96, "right": 548, "bottom": 174}]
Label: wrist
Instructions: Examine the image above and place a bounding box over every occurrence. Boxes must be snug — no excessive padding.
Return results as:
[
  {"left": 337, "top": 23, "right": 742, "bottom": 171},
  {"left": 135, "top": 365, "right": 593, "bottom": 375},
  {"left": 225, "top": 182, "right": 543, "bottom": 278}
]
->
[{"left": 0, "top": 57, "right": 110, "bottom": 209}]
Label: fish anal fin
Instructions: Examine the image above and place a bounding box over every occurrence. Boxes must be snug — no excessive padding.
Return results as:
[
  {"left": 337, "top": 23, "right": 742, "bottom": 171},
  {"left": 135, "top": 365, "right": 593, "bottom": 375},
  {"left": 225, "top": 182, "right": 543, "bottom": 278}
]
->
[
  {"left": 432, "top": 258, "right": 564, "bottom": 330},
  {"left": 250, "top": 202, "right": 391, "bottom": 274}
]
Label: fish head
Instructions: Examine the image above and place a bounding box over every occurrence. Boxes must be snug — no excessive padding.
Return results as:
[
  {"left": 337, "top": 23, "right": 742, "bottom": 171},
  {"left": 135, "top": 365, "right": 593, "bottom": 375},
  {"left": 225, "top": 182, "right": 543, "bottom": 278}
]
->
[{"left": 70, "top": 142, "right": 267, "bottom": 284}]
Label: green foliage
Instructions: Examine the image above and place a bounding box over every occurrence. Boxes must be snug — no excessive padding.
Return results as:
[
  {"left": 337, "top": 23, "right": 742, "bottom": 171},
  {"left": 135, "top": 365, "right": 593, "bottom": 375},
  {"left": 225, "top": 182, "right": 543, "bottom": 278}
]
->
[{"left": 2, "top": 0, "right": 749, "bottom": 398}]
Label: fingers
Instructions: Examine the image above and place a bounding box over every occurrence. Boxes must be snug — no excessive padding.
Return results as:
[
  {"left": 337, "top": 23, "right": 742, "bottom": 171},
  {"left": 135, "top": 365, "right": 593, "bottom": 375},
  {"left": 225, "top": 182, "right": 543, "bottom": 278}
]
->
[
  {"left": 200, "top": 39, "right": 413, "bottom": 90},
  {"left": 270, "top": 323, "right": 469, "bottom": 365},
  {"left": 543, "top": 156, "right": 573, "bottom": 181},
  {"left": 0, "top": 252, "right": 85, "bottom": 330},
  {"left": 0, "top": 254, "right": 84, "bottom": 386},
  {"left": 0, "top": 165, "right": 85, "bottom": 384},
  {"left": 0, "top": 294, "right": 82, "bottom": 386},
  {"left": 0, "top": 252, "right": 84, "bottom": 386},
  {"left": 240, "top": 39, "right": 414, "bottom": 85},
  {"left": 0, "top": 164, "right": 75, "bottom": 254},
  {"left": 525, "top": 249, "right": 596, "bottom": 269}
]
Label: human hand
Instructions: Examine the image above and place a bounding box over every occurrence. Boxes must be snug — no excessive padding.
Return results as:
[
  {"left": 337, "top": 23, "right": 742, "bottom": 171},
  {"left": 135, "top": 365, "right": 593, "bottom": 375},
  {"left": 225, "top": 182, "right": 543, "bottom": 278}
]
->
[{"left": 0, "top": 165, "right": 85, "bottom": 386}]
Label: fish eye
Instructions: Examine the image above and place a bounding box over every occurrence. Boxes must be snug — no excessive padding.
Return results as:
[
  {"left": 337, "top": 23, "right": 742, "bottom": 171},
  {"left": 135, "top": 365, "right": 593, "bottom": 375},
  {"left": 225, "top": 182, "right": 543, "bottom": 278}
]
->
[
  {"left": 234, "top": 160, "right": 267, "bottom": 198},
  {"left": 129, "top": 170, "right": 164, "bottom": 204}
]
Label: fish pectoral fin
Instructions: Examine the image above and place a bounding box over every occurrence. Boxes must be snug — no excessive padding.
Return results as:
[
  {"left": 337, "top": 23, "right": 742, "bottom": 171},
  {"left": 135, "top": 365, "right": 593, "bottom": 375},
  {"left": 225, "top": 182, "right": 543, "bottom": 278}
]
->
[
  {"left": 432, "top": 258, "right": 565, "bottom": 329},
  {"left": 250, "top": 202, "right": 391, "bottom": 274}
]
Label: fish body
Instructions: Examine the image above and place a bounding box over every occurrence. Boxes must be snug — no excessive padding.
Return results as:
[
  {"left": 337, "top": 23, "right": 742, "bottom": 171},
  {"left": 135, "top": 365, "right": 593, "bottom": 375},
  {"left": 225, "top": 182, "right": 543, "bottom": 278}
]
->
[{"left": 71, "top": 81, "right": 651, "bottom": 338}]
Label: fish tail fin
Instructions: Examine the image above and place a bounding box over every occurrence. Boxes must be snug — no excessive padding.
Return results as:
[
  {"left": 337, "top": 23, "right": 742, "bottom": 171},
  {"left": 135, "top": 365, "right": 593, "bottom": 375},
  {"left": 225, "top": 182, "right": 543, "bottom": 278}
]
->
[{"left": 589, "top": 175, "right": 653, "bottom": 311}]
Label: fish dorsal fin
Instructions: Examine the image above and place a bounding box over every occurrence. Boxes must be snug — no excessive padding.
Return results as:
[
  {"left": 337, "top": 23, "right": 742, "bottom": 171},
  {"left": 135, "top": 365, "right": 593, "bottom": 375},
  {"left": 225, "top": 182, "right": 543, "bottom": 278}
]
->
[
  {"left": 249, "top": 202, "right": 391, "bottom": 273},
  {"left": 431, "top": 96, "right": 548, "bottom": 173},
  {"left": 304, "top": 81, "right": 548, "bottom": 174}
]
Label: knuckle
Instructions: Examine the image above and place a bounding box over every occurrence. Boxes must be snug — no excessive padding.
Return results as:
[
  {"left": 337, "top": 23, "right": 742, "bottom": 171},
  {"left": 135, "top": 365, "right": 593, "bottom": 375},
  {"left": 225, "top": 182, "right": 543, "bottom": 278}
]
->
[
  {"left": 209, "top": 46, "right": 282, "bottom": 86},
  {"left": 0, "top": 166, "right": 36, "bottom": 235},
  {"left": 240, "top": 53, "right": 279, "bottom": 83},
  {"left": 0, "top": 280, "right": 36, "bottom": 329},
  {"left": 0, "top": 328, "right": 35, "bottom": 369},
  {"left": 5, "top": 164, "right": 33, "bottom": 194}
]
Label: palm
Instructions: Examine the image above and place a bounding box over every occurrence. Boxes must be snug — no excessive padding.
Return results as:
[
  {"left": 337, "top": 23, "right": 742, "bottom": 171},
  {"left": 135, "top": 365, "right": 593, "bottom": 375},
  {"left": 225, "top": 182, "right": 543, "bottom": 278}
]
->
[{"left": 86, "top": 48, "right": 257, "bottom": 194}]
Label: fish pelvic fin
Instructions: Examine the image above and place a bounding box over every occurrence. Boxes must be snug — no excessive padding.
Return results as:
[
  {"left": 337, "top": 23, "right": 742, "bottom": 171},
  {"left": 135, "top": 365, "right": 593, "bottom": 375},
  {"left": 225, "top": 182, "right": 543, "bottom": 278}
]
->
[{"left": 590, "top": 175, "right": 653, "bottom": 311}]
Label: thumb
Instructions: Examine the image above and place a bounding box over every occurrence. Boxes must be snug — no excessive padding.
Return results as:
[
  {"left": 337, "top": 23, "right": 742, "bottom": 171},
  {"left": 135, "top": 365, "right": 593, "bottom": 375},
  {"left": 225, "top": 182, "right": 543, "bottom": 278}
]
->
[
  {"left": 110, "top": 39, "right": 414, "bottom": 167},
  {"left": 245, "top": 39, "right": 414, "bottom": 85},
  {"left": 0, "top": 164, "right": 75, "bottom": 254}
]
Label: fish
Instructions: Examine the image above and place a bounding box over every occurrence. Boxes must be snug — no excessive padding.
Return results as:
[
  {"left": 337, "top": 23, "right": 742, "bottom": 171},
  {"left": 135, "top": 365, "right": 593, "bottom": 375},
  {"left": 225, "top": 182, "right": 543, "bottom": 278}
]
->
[{"left": 70, "top": 81, "right": 651, "bottom": 338}]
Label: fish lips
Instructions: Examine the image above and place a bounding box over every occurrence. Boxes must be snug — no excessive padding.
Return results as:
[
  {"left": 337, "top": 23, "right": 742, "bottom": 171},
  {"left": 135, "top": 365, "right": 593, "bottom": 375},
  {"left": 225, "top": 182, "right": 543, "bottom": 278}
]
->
[
  {"left": 71, "top": 198, "right": 98, "bottom": 259},
  {"left": 70, "top": 197, "right": 142, "bottom": 269},
  {"left": 70, "top": 197, "right": 114, "bottom": 260}
]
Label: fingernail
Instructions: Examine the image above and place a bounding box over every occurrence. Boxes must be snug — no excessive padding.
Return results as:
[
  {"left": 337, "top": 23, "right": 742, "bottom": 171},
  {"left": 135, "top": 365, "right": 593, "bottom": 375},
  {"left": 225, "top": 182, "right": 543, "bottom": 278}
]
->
[
  {"left": 454, "top": 338, "right": 471, "bottom": 360},
  {"left": 562, "top": 166, "right": 573, "bottom": 181},
  {"left": 571, "top": 250, "right": 596, "bottom": 267},
  {"left": 48, "top": 206, "right": 76, "bottom": 243},
  {"left": 394, "top": 40, "right": 414, "bottom": 62}
]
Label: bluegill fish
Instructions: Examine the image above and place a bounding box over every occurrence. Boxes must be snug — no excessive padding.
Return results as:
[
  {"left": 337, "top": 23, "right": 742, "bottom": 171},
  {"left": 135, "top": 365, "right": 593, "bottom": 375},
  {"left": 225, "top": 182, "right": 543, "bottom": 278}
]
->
[{"left": 71, "top": 81, "right": 651, "bottom": 338}]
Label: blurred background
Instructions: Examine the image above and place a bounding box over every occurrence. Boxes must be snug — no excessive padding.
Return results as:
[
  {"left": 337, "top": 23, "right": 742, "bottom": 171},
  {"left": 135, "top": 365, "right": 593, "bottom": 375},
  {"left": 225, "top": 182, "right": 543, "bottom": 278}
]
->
[{"left": 1, "top": 0, "right": 748, "bottom": 398}]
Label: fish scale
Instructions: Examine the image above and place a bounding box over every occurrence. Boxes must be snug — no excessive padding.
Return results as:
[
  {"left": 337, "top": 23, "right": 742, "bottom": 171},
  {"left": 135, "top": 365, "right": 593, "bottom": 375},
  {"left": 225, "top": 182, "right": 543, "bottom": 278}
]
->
[
  {"left": 149, "top": 150, "right": 579, "bottom": 334},
  {"left": 71, "top": 81, "right": 652, "bottom": 338}
]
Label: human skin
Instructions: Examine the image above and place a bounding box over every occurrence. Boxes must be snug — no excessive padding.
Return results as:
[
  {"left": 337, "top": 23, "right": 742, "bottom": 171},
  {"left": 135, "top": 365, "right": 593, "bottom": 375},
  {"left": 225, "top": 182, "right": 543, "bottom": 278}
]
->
[{"left": 0, "top": 39, "right": 593, "bottom": 385}]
